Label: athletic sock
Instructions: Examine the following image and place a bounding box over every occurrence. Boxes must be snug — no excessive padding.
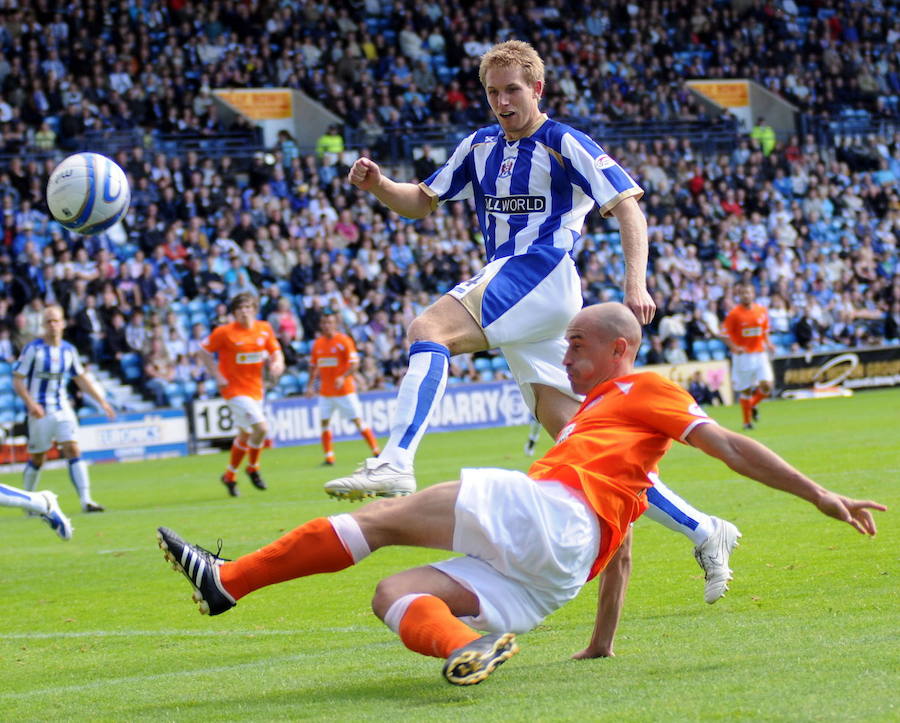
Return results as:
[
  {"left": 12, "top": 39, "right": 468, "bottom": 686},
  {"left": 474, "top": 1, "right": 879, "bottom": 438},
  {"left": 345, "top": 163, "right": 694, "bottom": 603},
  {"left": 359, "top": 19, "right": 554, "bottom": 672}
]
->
[
  {"left": 218, "top": 515, "right": 368, "bottom": 600},
  {"left": 23, "top": 460, "right": 41, "bottom": 491},
  {"left": 644, "top": 474, "right": 715, "bottom": 546},
  {"left": 740, "top": 397, "right": 753, "bottom": 424},
  {"left": 228, "top": 440, "right": 247, "bottom": 474},
  {"left": 750, "top": 390, "right": 767, "bottom": 407},
  {"left": 246, "top": 442, "right": 262, "bottom": 472},
  {"left": 388, "top": 594, "right": 480, "bottom": 659},
  {"left": 528, "top": 418, "right": 542, "bottom": 444},
  {"left": 67, "top": 458, "right": 92, "bottom": 506},
  {"left": 378, "top": 341, "right": 450, "bottom": 472},
  {"left": 321, "top": 429, "right": 334, "bottom": 460},
  {"left": 0, "top": 483, "right": 48, "bottom": 515},
  {"left": 361, "top": 427, "right": 379, "bottom": 454}
]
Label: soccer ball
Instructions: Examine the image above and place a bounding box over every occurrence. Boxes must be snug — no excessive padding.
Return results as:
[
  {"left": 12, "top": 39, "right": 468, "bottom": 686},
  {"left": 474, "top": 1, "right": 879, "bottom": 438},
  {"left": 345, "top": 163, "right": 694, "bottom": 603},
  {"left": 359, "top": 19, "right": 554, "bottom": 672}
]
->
[{"left": 46, "top": 152, "right": 131, "bottom": 235}]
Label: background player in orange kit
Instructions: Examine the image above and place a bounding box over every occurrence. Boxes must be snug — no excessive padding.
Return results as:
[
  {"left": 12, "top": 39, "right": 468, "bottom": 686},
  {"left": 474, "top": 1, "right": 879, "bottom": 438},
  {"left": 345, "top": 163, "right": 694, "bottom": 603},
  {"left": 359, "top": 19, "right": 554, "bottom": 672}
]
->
[
  {"left": 722, "top": 284, "right": 775, "bottom": 429},
  {"left": 200, "top": 292, "right": 285, "bottom": 496},
  {"left": 306, "top": 311, "right": 380, "bottom": 466}
]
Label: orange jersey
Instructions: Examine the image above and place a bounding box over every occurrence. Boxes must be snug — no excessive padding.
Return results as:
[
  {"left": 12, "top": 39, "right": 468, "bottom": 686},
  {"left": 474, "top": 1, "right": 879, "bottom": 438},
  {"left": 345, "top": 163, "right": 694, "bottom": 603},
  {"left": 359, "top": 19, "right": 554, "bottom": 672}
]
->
[
  {"left": 310, "top": 332, "right": 359, "bottom": 396},
  {"left": 202, "top": 320, "right": 279, "bottom": 400},
  {"left": 528, "top": 372, "right": 714, "bottom": 579},
  {"left": 723, "top": 303, "right": 770, "bottom": 353}
]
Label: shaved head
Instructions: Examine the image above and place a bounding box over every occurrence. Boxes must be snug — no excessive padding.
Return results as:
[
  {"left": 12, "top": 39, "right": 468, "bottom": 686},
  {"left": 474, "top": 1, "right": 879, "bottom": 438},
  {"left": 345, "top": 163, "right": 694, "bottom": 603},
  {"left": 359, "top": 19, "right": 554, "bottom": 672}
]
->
[
  {"left": 572, "top": 303, "right": 642, "bottom": 360},
  {"left": 563, "top": 303, "right": 643, "bottom": 394}
]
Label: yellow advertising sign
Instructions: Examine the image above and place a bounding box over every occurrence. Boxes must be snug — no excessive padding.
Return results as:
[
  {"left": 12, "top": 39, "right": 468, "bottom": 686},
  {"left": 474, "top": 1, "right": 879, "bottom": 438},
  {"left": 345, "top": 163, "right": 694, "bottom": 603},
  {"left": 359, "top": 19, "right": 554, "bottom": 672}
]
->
[
  {"left": 215, "top": 89, "right": 293, "bottom": 120},
  {"left": 687, "top": 80, "right": 749, "bottom": 108}
]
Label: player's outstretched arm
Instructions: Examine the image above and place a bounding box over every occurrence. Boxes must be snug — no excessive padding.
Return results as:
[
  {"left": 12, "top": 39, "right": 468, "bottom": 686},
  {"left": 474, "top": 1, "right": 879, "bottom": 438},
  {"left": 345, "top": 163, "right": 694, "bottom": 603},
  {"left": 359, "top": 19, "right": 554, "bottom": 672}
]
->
[
  {"left": 610, "top": 197, "right": 655, "bottom": 325},
  {"left": 687, "top": 424, "right": 886, "bottom": 535},
  {"left": 348, "top": 158, "right": 433, "bottom": 219},
  {"left": 572, "top": 528, "right": 633, "bottom": 660}
]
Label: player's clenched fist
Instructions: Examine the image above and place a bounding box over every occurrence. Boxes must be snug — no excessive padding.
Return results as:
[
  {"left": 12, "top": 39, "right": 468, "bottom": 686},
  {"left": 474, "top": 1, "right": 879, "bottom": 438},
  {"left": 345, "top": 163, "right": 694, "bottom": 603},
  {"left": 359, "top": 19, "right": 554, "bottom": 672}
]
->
[{"left": 348, "top": 157, "right": 382, "bottom": 192}]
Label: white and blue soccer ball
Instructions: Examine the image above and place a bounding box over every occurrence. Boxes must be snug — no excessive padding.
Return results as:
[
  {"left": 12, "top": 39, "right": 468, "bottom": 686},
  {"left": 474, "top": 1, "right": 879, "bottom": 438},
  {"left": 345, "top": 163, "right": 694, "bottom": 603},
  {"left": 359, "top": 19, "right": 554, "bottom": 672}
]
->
[{"left": 46, "top": 152, "right": 131, "bottom": 235}]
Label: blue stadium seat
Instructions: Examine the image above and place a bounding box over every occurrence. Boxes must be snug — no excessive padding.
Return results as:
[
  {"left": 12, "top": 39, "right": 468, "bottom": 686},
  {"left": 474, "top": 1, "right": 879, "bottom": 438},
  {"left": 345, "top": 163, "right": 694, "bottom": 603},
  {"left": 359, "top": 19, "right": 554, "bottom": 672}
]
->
[
  {"left": 0, "top": 361, "right": 12, "bottom": 375},
  {"left": 490, "top": 356, "right": 510, "bottom": 372},
  {"left": 296, "top": 370, "right": 309, "bottom": 392},
  {"left": 478, "top": 369, "right": 494, "bottom": 382},
  {"left": 473, "top": 357, "right": 492, "bottom": 373},
  {"left": 0, "top": 408, "right": 15, "bottom": 424}
]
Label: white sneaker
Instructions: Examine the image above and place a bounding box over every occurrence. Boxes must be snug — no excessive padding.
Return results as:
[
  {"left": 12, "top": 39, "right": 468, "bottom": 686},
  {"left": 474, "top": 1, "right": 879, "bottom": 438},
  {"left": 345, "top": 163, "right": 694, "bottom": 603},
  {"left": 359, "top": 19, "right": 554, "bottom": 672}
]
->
[
  {"left": 324, "top": 458, "right": 417, "bottom": 501},
  {"left": 693, "top": 517, "right": 741, "bottom": 604},
  {"left": 39, "top": 491, "right": 73, "bottom": 541}
]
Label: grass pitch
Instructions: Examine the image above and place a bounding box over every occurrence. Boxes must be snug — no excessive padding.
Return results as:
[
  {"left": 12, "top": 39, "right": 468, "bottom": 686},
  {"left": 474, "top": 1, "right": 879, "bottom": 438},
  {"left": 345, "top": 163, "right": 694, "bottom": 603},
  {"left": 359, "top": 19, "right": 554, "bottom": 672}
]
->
[{"left": 1, "top": 390, "right": 897, "bottom": 721}]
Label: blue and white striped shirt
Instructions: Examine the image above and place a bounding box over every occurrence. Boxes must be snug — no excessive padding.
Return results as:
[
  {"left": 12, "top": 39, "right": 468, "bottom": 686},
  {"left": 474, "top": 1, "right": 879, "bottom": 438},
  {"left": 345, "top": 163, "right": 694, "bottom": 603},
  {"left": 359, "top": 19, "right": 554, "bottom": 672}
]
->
[
  {"left": 421, "top": 117, "right": 643, "bottom": 262},
  {"left": 13, "top": 339, "right": 84, "bottom": 414}
]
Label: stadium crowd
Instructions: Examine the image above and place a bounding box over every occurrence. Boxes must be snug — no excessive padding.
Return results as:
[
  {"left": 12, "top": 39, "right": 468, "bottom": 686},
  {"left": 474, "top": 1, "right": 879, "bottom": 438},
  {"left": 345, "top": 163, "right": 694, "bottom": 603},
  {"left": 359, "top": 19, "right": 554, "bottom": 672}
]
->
[{"left": 0, "top": 0, "right": 898, "bottom": 411}]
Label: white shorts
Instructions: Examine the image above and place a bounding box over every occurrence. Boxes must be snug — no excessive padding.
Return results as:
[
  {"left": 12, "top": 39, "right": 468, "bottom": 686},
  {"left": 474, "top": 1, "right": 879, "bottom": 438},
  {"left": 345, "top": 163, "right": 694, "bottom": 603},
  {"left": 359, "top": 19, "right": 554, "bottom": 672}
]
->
[
  {"left": 226, "top": 396, "right": 267, "bottom": 432},
  {"left": 448, "top": 248, "right": 583, "bottom": 413},
  {"left": 431, "top": 468, "right": 601, "bottom": 634},
  {"left": 319, "top": 393, "right": 364, "bottom": 423},
  {"left": 731, "top": 351, "right": 774, "bottom": 393},
  {"left": 27, "top": 408, "right": 79, "bottom": 454}
]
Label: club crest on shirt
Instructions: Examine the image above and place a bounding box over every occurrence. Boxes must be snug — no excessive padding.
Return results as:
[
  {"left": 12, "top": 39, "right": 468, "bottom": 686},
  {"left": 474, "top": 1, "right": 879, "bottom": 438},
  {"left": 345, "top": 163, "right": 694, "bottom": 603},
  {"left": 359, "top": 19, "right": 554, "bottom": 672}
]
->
[
  {"left": 594, "top": 153, "right": 616, "bottom": 170},
  {"left": 498, "top": 157, "right": 515, "bottom": 178}
]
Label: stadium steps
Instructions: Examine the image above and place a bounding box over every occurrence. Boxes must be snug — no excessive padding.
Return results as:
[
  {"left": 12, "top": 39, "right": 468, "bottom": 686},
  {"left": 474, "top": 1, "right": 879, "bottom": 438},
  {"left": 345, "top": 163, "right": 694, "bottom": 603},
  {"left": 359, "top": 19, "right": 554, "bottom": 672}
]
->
[{"left": 86, "top": 364, "right": 154, "bottom": 413}]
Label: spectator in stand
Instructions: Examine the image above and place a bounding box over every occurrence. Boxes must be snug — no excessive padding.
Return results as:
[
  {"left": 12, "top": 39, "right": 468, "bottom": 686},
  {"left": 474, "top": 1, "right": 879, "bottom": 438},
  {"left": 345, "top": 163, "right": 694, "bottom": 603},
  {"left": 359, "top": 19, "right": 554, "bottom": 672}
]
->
[
  {"left": 688, "top": 370, "right": 724, "bottom": 407},
  {"left": 144, "top": 337, "right": 177, "bottom": 408}
]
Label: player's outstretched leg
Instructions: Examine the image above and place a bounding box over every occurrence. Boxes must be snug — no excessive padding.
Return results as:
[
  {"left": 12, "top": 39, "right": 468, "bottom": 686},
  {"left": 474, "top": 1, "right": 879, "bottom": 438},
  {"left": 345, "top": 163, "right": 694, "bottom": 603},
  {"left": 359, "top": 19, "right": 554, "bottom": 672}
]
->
[
  {"left": 157, "top": 527, "right": 236, "bottom": 616},
  {"left": 324, "top": 341, "right": 448, "bottom": 500},
  {"left": 442, "top": 633, "right": 520, "bottom": 686},
  {"left": 645, "top": 475, "right": 742, "bottom": 603},
  {"left": 693, "top": 517, "right": 742, "bottom": 604},
  {"left": 0, "top": 484, "right": 73, "bottom": 540}
]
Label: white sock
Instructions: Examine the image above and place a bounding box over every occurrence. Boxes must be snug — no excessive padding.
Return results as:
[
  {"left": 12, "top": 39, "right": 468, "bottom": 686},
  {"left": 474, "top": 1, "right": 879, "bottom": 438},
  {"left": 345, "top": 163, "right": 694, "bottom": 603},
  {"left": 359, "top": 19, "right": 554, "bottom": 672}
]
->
[
  {"left": 378, "top": 341, "right": 450, "bottom": 472},
  {"left": 0, "top": 483, "right": 48, "bottom": 515},
  {"left": 644, "top": 473, "right": 715, "bottom": 546},
  {"left": 329, "top": 513, "right": 371, "bottom": 563},
  {"left": 67, "top": 458, "right": 92, "bottom": 505},
  {"left": 528, "top": 418, "right": 542, "bottom": 444},
  {"left": 23, "top": 460, "right": 41, "bottom": 491}
]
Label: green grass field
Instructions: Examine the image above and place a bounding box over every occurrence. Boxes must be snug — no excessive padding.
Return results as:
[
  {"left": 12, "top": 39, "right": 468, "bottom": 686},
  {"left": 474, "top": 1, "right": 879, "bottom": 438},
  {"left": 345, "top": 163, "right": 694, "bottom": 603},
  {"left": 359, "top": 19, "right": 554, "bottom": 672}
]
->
[{"left": 2, "top": 390, "right": 898, "bottom": 721}]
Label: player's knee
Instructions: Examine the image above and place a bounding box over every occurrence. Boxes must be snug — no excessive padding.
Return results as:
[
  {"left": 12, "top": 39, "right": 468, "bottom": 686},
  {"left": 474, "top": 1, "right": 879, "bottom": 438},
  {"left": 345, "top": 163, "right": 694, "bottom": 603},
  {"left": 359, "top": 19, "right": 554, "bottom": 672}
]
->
[
  {"left": 371, "top": 576, "right": 403, "bottom": 620},
  {"left": 406, "top": 315, "right": 438, "bottom": 345}
]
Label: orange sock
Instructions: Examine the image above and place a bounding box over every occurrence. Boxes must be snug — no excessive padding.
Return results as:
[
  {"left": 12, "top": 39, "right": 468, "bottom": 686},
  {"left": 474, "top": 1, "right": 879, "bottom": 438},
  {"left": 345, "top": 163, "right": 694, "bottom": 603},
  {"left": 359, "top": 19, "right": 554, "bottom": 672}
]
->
[
  {"left": 219, "top": 517, "right": 353, "bottom": 600},
  {"left": 361, "top": 427, "right": 379, "bottom": 454},
  {"left": 246, "top": 442, "right": 262, "bottom": 472},
  {"left": 740, "top": 397, "right": 753, "bottom": 424},
  {"left": 750, "top": 390, "right": 767, "bottom": 407},
  {"left": 397, "top": 595, "right": 480, "bottom": 659},
  {"left": 321, "top": 430, "right": 334, "bottom": 459},
  {"left": 227, "top": 440, "right": 247, "bottom": 475}
]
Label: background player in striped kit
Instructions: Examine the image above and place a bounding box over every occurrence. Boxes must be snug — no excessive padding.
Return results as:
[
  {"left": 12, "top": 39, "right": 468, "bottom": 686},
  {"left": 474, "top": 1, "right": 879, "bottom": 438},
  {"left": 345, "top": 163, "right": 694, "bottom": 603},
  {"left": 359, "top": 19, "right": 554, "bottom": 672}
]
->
[
  {"left": 200, "top": 293, "right": 284, "bottom": 497},
  {"left": 13, "top": 304, "right": 115, "bottom": 513},
  {"left": 306, "top": 311, "right": 380, "bottom": 466}
]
